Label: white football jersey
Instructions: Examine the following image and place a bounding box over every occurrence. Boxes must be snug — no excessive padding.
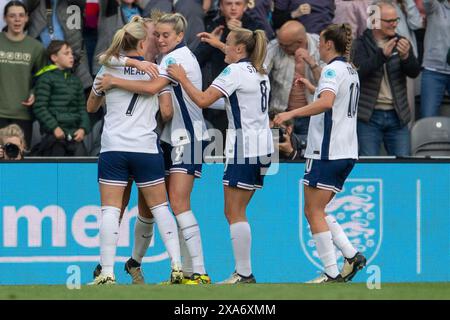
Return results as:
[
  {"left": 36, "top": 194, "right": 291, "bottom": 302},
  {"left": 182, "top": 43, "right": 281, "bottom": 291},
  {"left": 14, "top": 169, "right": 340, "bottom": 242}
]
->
[
  {"left": 159, "top": 44, "right": 209, "bottom": 146},
  {"left": 211, "top": 60, "right": 274, "bottom": 158},
  {"left": 95, "top": 59, "right": 168, "bottom": 154},
  {"left": 305, "top": 58, "right": 360, "bottom": 160}
]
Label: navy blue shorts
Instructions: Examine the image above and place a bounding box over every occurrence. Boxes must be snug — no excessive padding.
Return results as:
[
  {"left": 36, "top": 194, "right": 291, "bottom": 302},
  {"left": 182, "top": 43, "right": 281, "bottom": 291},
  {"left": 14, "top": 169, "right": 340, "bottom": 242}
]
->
[
  {"left": 223, "top": 156, "right": 271, "bottom": 191},
  {"left": 98, "top": 151, "right": 165, "bottom": 188},
  {"left": 161, "top": 141, "right": 206, "bottom": 178},
  {"left": 303, "top": 158, "right": 356, "bottom": 193}
]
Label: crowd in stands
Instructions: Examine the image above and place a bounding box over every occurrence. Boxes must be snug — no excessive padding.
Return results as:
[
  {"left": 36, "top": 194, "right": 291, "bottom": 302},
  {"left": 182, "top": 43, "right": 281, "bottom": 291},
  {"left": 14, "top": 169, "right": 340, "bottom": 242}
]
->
[{"left": 0, "top": 0, "right": 449, "bottom": 159}]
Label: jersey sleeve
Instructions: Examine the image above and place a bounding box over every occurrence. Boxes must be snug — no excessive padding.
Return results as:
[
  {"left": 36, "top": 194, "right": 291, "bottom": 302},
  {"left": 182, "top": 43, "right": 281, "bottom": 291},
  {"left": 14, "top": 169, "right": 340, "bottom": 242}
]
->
[
  {"left": 317, "top": 65, "right": 339, "bottom": 96},
  {"left": 158, "top": 85, "right": 171, "bottom": 96},
  {"left": 211, "top": 65, "right": 239, "bottom": 98},
  {"left": 158, "top": 54, "right": 179, "bottom": 85}
]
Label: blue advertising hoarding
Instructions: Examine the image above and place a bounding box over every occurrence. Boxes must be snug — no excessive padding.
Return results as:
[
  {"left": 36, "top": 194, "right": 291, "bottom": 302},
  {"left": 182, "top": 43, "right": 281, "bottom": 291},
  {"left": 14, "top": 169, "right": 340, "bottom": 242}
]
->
[{"left": 0, "top": 161, "right": 449, "bottom": 285}]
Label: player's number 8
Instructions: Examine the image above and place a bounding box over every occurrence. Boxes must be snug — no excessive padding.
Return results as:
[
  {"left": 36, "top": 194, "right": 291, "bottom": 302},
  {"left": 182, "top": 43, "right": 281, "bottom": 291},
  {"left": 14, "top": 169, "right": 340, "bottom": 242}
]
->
[{"left": 260, "top": 80, "right": 268, "bottom": 113}]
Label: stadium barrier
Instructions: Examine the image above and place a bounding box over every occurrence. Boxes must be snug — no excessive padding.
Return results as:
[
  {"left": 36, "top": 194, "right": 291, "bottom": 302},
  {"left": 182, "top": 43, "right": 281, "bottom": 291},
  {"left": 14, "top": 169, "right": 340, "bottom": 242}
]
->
[{"left": 0, "top": 159, "right": 449, "bottom": 284}]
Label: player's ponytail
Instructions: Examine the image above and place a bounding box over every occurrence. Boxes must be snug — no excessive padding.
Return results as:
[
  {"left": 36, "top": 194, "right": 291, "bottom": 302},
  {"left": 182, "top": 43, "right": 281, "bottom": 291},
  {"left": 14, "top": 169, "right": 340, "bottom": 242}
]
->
[
  {"left": 99, "top": 16, "right": 147, "bottom": 66},
  {"left": 232, "top": 28, "right": 268, "bottom": 75},
  {"left": 322, "top": 23, "right": 354, "bottom": 63}
]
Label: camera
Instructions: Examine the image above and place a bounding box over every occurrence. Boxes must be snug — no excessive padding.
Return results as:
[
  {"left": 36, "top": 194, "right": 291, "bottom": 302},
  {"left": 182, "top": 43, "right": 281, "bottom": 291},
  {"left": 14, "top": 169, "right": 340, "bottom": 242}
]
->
[
  {"left": 1, "top": 142, "right": 21, "bottom": 159},
  {"left": 278, "top": 127, "right": 286, "bottom": 143}
]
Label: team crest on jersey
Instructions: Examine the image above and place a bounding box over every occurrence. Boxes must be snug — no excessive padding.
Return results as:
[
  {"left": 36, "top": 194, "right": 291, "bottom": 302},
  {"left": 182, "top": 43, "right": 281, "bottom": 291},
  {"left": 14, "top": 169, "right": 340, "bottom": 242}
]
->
[
  {"left": 221, "top": 66, "right": 231, "bottom": 76},
  {"left": 165, "top": 57, "right": 177, "bottom": 66},
  {"left": 324, "top": 69, "right": 336, "bottom": 79},
  {"left": 299, "top": 179, "right": 383, "bottom": 270}
]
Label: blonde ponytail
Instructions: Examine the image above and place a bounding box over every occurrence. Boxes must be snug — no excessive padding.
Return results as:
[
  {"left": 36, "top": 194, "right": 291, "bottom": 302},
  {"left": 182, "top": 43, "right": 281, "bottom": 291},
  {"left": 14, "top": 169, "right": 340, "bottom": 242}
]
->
[
  {"left": 98, "top": 16, "right": 147, "bottom": 65},
  {"left": 232, "top": 28, "right": 268, "bottom": 74}
]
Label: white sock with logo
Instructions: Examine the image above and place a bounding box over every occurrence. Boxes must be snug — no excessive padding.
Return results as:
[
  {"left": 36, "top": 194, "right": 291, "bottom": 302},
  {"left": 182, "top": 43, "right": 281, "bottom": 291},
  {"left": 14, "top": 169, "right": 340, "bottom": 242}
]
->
[
  {"left": 325, "top": 215, "right": 357, "bottom": 259},
  {"left": 176, "top": 211, "right": 206, "bottom": 275},
  {"left": 132, "top": 214, "right": 154, "bottom": 264},
  {"left": 230, "top": 221, "right": 252, "bottom": 277},
  {"left": 151, "top": 202, "right": 181, "bottom": 268},
  {"left": 100, "top": 206, "right": 121, "bottom": 277},
  {"left": 313, "top": 231, "right": 339, "bottom": 278}
]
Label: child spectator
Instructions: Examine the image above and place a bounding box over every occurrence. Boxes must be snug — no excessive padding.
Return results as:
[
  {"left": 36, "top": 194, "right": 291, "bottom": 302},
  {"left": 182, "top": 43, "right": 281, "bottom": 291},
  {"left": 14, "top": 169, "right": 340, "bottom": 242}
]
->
[{"left": 32, "top": 40, "right": 90, "bottom": 156}]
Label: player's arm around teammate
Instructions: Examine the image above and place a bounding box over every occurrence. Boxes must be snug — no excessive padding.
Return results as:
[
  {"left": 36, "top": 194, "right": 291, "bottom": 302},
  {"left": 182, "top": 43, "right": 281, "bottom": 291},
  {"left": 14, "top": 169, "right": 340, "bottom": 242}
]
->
[
  {"left": 275, "top": 24, "right": 366, "bottom": 284},
  {"left": 168, "top": 27, "right": 273, "bottom": 284},
  {"left": 87, "top": 16, "right": 183, "bottom": 285},
  {"left": 96, "top": 13, "right": 213, "bottom": 285}
]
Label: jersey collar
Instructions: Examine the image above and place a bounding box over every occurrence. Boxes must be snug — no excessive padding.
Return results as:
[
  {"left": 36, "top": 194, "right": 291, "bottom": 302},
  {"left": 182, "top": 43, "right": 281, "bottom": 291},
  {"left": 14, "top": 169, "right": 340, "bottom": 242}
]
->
[
  {"left": 328, "top": 56, "right": 347, "bottom": 65},
  {"left": 126, "top": 56, "right": 145, "bottom": 61},
  {"left": 237, "top": 58, "right": 251, "bottom": 63},
  {"left": 169, "top": 41, "right": 186, "bottom": 54}
]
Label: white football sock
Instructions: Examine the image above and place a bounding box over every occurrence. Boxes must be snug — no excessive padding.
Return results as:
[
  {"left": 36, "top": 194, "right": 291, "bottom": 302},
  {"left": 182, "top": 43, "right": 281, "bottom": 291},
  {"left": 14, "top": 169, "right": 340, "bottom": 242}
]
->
[
  {"left": 151, "top": 202, "right": 181, "bottom": 268},
  {"left": 132, "top": 214, "right": 154, "bottom": 264},
  {"left": 179, "top": 228, "right": 193, "bottom": 277},
  {"left": 230, "top": 221, "right": 252, "bottom": 277},
  {"left": 325, "top": 215, "right": 357, "bottom": 259},
  {"left": 176, "top": 211, "right": 206, "bottom": 275},
  {"left": 100, "top": 206, "right": 121, "bottom": 277},
  {"left": 313, "top": 231, "right": 339, "bottom": 278}
]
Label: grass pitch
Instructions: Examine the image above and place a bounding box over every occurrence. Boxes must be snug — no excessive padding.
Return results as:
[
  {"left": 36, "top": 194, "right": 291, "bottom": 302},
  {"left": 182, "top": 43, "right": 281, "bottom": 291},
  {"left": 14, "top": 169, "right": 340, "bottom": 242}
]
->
[{"left": 0, "top": 283, "right": 449, "bottom": 300}]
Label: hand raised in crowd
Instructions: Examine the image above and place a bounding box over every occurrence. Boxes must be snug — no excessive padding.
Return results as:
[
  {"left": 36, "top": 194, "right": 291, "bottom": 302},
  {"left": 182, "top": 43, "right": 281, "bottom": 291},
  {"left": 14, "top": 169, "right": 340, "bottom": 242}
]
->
[
  {"left": 197, "top": 26, "right": 225, "bottom": 51},
  {"left": 292, "top": 3, "right": 311, "bottom": 19},
  {"left": 95, "top": 74, "right": 114, "bottom": 92},
  {"left": 383, "top": 37, "right": 398, "bottom": 58},
  {"left": 296, "top": 77, "right": 316, "bottom": 94},
  {"left": 54, "top": 127, "right": 65, "bottom": 140},
  {"left": 22, "top": 93, "right": 35, "bottom": 107},
  {"left": 167, "top": 64, "right": 188, "bottom": 83},
  {"left": 227, "top": 18, "right": 242, "bottom": 30},
  {"left": 73, "top": 128, "right": 85, "bottom": 142},
  {"left": 396, "top": 38, "right": 411, "bottom": 60}
]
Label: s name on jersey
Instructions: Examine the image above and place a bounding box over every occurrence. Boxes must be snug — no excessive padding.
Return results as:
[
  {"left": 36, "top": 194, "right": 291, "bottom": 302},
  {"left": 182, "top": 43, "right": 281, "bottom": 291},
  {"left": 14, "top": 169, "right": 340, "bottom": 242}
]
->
[{"left": 123, "top": 66, "right": 146, "bottom": 76}]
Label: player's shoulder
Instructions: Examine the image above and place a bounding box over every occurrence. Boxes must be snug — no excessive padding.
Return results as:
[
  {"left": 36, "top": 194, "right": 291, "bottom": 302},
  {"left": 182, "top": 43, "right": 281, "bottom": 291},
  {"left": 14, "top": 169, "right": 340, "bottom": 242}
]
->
[{"left": 322, "top": 61, "right": 349, "bottom": 79}]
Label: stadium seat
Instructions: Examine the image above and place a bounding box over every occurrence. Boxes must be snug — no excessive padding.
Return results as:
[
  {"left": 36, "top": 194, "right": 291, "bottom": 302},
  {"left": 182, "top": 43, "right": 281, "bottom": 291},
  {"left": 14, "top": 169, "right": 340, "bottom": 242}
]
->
[{"left": 410, "top": 117, "right": 450, "bottom": 156}]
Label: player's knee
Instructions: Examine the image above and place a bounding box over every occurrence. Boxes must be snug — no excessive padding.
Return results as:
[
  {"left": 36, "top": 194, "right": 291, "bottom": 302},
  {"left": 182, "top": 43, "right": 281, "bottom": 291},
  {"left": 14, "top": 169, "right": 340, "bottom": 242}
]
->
[{"left": 170, "top": 197, "right": 190, "bottom": 215}]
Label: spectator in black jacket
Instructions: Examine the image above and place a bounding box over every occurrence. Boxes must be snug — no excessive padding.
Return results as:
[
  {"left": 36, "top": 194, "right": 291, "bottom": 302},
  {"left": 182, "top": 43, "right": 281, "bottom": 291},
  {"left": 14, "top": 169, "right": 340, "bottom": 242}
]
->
[
  {"left": 352, "top": 0, "right": 421, "bottom": 156},
  {"left": 194, "top": 0, "right": 265, "bottom": 134}
]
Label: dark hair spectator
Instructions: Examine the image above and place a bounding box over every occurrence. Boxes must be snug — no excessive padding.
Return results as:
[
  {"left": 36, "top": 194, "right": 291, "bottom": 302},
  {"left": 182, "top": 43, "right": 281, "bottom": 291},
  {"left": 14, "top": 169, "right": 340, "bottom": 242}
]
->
[
  {"left": 0, "top": 0, "right": 47, "bottom": 147},
  {"left": 272, "top": 0, "right": 335, "bottom": 35},
  {"left": 419, "top": 0, "right": 450, "bottom": 119},
  {"left": 24, "top": 0, "right": 93, "bottom": 90},
  {"left": 32, "top": 40, "right": 90, "bottom": 156},
  {"left": 352, "top": 0, "right": 421, "bottom": 156}
]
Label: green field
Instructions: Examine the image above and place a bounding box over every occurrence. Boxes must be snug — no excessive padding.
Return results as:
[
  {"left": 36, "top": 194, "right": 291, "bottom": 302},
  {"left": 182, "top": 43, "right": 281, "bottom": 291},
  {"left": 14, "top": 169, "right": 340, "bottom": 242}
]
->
[{"left": 1, "top": 283, "right": 449, "bottom": 300}]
